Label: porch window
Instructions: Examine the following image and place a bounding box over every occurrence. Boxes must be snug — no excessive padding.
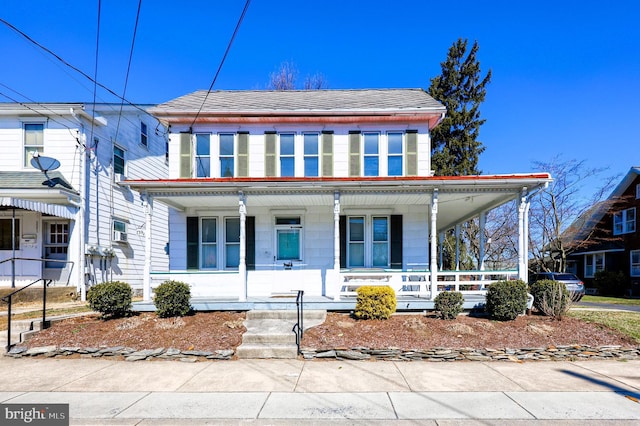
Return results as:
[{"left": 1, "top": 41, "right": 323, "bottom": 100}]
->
[
  {"left": 24, "top": 123, "right": 44, "bottom": 167},
  {"left": 195, "top": 134, "right": 210, "bottom": 177},
  {"left": 363, "top": 132, "right": 379, "bottom": 176},
  {"left": 347, "top": 216, "right": 390, "bottom": 268},
  {"left": 372, "top": 216, "right": 389, "bottom": 267},
  {"left": 140, "top": 121, "right": 148, "bottom": 147},
  {"left": 387, "top": 132, "right": 403, "bottom": 176},
  {"left": 613, "top": 208, "right": 635, "bottom": 235},
  {"left": 201, "top": 218, "right": 217, "bottom": 269},
  {"left": 225, "top": 217, "right": 240, "bottom": 268},
  {"left": 279, "top": 133, "right": 295, "bottom": 177},
  {"left": 585, "top": 252, "right": 605, "bottom": 278},
  {"left": 113, "top": 146, "right": 125, "bottom": 175},
  {"left": 348, "top": 217, "right": 365, "bottom": 267},
  {"left": 303, "top": 133, "right": 319, "bottom": 177},
  {"left": 44, "top": 221, "right": 69, "bottom": 268},
  {"left": 631, "top": 250, "right": 640, "bottom": 277},
  {"left": 220, "top": 133, "right": 234, "bottom": 177},
  {"left": 0, "top": 219, "right": 20, "bottom": 250},
  {"left": 275, "top": 217, "right": 301, "bottom": 261}
]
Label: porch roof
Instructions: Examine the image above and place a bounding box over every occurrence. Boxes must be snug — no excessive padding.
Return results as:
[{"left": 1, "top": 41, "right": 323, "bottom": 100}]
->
[{"left": 124, "top": 174, "right": 551, "bottom": 232}]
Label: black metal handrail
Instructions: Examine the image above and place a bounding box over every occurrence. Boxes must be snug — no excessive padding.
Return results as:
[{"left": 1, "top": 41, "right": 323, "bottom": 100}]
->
[
  {"left": 1, "top": 257, "right": 74, "bottom": 352},
  {"left": 292, "top": 290, "right": 304, "bottom": 355}
]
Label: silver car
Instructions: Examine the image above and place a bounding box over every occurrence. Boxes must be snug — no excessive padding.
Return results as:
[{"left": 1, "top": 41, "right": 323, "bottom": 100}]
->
[{"left": 530, "top": 272, "right": 585, "bottom": 301}]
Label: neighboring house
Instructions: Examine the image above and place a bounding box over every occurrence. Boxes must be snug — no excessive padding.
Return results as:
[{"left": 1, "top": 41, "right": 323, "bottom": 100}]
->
[
  {"left": 564, "top": 167, "right": 640, "bottom": 292},
  {"left": 0, "top": 103, "right": 169, "bottom": 299},
  {"left": 123, "top": 89, "right": 551, "bottom": 302}
]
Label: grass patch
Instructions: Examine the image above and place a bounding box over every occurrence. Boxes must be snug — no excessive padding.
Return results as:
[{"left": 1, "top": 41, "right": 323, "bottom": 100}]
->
[
  {"left": 568, "top": 310, "right": 640, "bottom": 343},
  {"left": 581, "top": 295, "right": 640, "bottom": 306},
  {"left": 0, "top": 305, "right": 92, "bottom": 331}
]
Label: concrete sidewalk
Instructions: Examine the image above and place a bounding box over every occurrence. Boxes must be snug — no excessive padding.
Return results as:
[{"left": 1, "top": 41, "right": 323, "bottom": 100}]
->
[{"left": 1, "top": 357, "right": 640, "bottom": 424}]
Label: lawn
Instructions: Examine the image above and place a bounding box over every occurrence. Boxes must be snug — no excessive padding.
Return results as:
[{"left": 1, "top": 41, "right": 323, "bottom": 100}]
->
[
  {"left": 568, "top": 310, "right": 640, "bottom": 343},
  {"left": 581, "top": 295, "right": 640, "bottom": 306}
]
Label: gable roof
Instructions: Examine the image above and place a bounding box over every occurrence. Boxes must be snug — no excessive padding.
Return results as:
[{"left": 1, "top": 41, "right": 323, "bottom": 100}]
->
[{"left": 0, "top": 171, "right": 77, "bottom": 194}]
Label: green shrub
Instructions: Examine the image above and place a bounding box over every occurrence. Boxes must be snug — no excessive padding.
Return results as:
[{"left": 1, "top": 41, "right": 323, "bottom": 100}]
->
[
  {"left": 529, "top": 279, "right": 570, "bottom": 316},
  {"left": 594, "top": 270, "right": 628, "bottom": 297},
  {"left": 87, "top": 281, "right": 132, "bottom": 319},
  {"left": 355, "top": 285, "right": 396, "bottom": 320},
  {"left": 434, "top": 291, "right": 464, "bottom": 320},
  {"left": 485, "top": 280, "right": 528, "bottom": 321},
  {"left": 153, "top": 280, "right": 192, "bottom": 318}
]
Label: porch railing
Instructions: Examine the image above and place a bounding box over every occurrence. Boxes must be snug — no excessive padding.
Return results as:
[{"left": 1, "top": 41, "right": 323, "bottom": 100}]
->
[{"left": 291, "top": 290, "right": 304, "bottom": 355}]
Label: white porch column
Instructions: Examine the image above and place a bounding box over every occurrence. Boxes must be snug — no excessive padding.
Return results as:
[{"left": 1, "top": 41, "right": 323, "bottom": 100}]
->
[
  {"left": 517, "top": 188, "right": 527, "bottom": 282},
  {"left": 430, "top": 189, "right": 439, "bottom": 300},
  {"left": 239, "top": 193, "right": 247, "bottom": 301},
  {"left": 438, "top": 232, "right": 444, "bottom": 270},
  {"left": 523, "top": 197, "right": 531, "bottom": 284},
  {"left": 142, "top": 193, "right": 153, "bottom": 301},
  {"left": 333, "top": 191, "right": 341, "bottom": 301},
  {"left": 455, "top": 224, "right": 461, "bottom": 271},
  {"left": 479, "top": 212, "right": 486, "bottom": 271}
]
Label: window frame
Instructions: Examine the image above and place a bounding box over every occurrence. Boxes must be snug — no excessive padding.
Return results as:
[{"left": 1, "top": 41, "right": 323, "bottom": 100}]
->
[
  {"left": 140, "top": 121, "right": 148, "bottom": 148},
  {"left": 200, "top": 217, "right": 217, "bottom": 269},
  {"left": 303, "top": 132, "right": 320, "bottom": 177},
  {"left": 113, "top": 145, "right": 126, "bottom": 175},
  {"left": 274, "top": 216, "right": 303, "bottom": 261},
  {"left": 584, "top": 252, "right": 605, "bottom": 278},
  {"left": 363, "top": 132, "right": 380, "bottom": 176},
  {"left": 0, "top": 218, "right": 20, "bottom": 250},
  {"left": 631, "top": 250, "right": 640, "bottom": 277},
  {"left": 224, "top": 217, "right": 240, "bottom": 269},
  {"left": 219, "top": 133, "right": 235, "bottom": 177},
  {"left": 636, "top": 183, "right": 640, "bottom": 200},
  {"left": 23, "top": 122, "right": 44, "bottom": 168},
  {"left": 346, "top": 215, "right": 390, "bottom": 268},
  {"left": 44, "top": 220, "right": 69, "bottom": 269},
  {"left": 195, "top": 133, "right": 211, "bottom": 178},
  {"left": 613, "top": 207, "right": 636, "bottom": 235},
  {"left": 387, "top": 132, "right": 404, "bottom": 176},
  {"left": 279, "top": 133, "right": 296, "bottom": 177}
]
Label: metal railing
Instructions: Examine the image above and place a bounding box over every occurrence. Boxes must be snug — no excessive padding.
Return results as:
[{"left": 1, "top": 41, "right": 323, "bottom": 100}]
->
[
  {"left": 291, "top": 290, "right": 304, "bottom": 355},
  {"left": 1, "top": 257, "right": 74, "bottom": 352}
]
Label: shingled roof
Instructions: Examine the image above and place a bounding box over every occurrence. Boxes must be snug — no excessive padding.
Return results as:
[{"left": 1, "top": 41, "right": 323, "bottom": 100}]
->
[
  {"left": 151, "top": 88, "right": 445, "bottom": 115},
  {"left": 0, "top": 171, "right": 77, "bottom": 193}
]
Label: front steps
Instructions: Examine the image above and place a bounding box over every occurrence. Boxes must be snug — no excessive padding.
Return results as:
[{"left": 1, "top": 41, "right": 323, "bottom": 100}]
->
[{"left": 236, "top": 310, "right": 326, "bottom": 359}]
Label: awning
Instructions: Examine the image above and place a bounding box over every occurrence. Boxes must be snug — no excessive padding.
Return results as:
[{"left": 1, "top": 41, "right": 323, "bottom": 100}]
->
[{"left": 0, "top": 197, "right": 78, "bottom": 220}]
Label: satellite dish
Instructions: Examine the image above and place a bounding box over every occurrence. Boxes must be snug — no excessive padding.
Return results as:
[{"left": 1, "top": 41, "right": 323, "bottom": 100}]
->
[{"left": 30, "top": 153, "right": 65, "bottom": 188}]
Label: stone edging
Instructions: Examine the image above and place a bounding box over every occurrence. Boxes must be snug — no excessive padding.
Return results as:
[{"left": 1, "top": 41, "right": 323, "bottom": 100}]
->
[{"left": 5, "top": 344, "right": 640, "bottom": 362}]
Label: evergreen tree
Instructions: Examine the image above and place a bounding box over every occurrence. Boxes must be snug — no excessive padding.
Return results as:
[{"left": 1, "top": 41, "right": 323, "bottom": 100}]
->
[{"left": 428, "top": 38, "right": 492, "bottom": 176}]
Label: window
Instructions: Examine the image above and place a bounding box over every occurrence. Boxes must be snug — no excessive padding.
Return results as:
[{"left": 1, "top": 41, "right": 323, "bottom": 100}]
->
[
  {"left": 279, "top": 133, "right": 295, "bottom": 177},
  {"left": 44, "top": 221, "right": 68, "bottom": 268},
  {"left": 201, "top": 218, "right": 217, "bottom": 268},
  {"left": 363, "top": 132, "right": 379, "bottom": 176},
  {"left": 637, "top": 184, "right": 640, "bottom": 200},
  {"left": 0, "top": 219, "right": 20, "bottom": 250},
  {"left": 387, "top": 132, "right": 403, "bottom": 176},
  {"left": 112, "top": 220, "right": 127, "bottom": 243},
  {"left": 630, "top": 250, "right": 640, "bottom": 277},
  {"left": 220, "top": 134, "right": 234, "bottom": 177},
  {"left": 275, "top": 217, "right": 301, "bottom": 260},
  {"left": 347, "top": 216, "right": 390, "bottom": 268},
  {"left": 140, "top": 122, "right": 148, "bottom": 147},
  {"left": 195, "top": 134, "right": 210, "bottom": 177},
  {"left": 585, "top": 252, "right": 605, "bottom": 278},
  {"left": 24, "top": 123, "right": 44, "bottom": 167},
  {"left": 225, "top": 217, "right": 240, "bottom": 268},
  {"left": 165, "top": 138, "right": 169, "bottom": 164},
  {"left": 303, "top": 133, "right": 319, "bottom": 177},
  {"left": 613, "top": 208, "right": 636, "bottom": 235},
  {"left": 113, "top": 146, "right": 125, "bottom": 175}
]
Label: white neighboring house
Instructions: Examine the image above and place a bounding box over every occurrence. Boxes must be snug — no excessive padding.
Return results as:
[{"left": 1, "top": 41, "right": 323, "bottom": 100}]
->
[
  {"left": 125, "top": 89, "right": 552, "bottom": 302},
  {"left": 0, "top": 103, "right": 169, "bottom": 299}
]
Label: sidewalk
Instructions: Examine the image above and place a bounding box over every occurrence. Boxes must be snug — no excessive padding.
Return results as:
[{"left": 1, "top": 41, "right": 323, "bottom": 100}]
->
[{"left": 1, "top": 356, "right": 639, "bottom": 424}]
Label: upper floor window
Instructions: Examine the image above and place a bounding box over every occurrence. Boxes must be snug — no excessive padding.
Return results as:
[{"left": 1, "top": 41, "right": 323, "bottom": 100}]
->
[
  {"left": 140, "top": 122, "right": 148, "bottom": 147},
  {"left": 220, "top": 134, "right": 235, "bottom": 177},
  {"left": 279, "top": 133, "right": 295, "bottom": 177},
  {"left": 0, "top": 218, "right": 20, "bottom": 250},
  {"left": 195, "top": 134, "right": 210, "bottom": 177},
  {"left": 113, "top": 146, "right": 126, "bottom": 175},
  {"left": 24, "top": 123, "right": 44, "bottom": 167},
  {"left": 387, "top": 132, "right": 403, "bottom": 176},
  {"left": 304, "top": 133, "right": 319, "bottom": 177},
  {"left": 631, "top": 250, "right": 640, "bottom": 277},
  {"left": 636, "top": 183, "right": 640, "bottom": 199},
  {"left": 613, "top": 207, "right": 636, "bottom": 235},
  {"left": 363, "top": 132, "right": 379, "bottom": 176}
]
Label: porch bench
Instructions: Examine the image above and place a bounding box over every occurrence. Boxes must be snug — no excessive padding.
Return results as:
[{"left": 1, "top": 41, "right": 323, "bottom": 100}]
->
[{"left": 340, "top": 273, "right": 393, "bottom": 296}]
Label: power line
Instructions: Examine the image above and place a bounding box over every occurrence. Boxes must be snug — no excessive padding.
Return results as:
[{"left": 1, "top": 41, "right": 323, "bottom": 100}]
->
[
  {"left": 89, "top": 0, "right": 102, "bottom": 153},
  {"left": 189, "top": 0, "right": 251, "bottom": 129}
]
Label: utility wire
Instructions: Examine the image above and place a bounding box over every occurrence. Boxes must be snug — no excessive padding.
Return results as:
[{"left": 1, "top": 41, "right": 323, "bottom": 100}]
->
[
  {"left": 89, "top": 0, "right": 102, "bottom": 152},
  {"left": 189, "top": 0, "right": 251, "bottom": 129},
  {"left": 115, "top": 0, "right": 143, "bottom": 143}
]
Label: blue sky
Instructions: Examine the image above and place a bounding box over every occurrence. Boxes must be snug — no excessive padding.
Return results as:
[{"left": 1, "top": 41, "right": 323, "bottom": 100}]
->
[{"left": 1, "top": 0, "right": 638, "bottom": 194}]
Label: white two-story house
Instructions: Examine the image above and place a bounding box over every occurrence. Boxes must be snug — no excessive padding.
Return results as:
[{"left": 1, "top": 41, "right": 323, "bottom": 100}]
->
[
  {"left": 125, "top": 89, "right": 551, "bottom": 302},
  {"left": 0, "top": 103, "right": 169, "bottom": 299}
]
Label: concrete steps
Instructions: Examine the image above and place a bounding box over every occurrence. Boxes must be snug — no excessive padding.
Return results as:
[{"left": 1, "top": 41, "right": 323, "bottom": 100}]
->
[{"left": 236, "top": 309, "right": 326, "bottom": 359}]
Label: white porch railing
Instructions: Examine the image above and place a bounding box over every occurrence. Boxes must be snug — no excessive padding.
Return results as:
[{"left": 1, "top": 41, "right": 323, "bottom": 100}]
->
[{"left": 435, "top": 270, "right": 519, "bottom": 294}]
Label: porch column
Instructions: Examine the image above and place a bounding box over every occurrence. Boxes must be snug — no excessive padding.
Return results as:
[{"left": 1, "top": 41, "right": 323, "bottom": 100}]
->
[
  {"left": 239, "top": 193, "right": 247, "bottom": 301},
  {"left": 517, "top": 188, "right": 527, "bottom": 282},
  {"left": 479, "top": 212, "right": 486, "bottom": 271},
  {"left": 142, "top": 193, "right": 153, "bottom": 301},
  {"left": 455, "top": 224, "right": 461, "bottom": 271},
  {"left": 523, "top": 196, "right": 531, "bottom": 283},
  {"left": 438, "top": 232, "right": 444, "bottom": 269},
  {"left": 333, "top": 191, "right": 341, "bottom": 301},
  {"left": 430, "top": 189, "right": 439, "bottom": 300}
]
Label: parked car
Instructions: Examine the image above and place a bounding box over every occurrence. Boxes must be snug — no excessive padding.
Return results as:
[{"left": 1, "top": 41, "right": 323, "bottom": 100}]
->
[{"left": 529, "top": 272, "right": 585, "bottom": 301}]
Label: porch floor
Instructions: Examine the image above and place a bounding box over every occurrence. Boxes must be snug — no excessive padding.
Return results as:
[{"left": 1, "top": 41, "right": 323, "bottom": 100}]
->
[{"left": 132, "top": 294, "right": 487, "bottom": 313}]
